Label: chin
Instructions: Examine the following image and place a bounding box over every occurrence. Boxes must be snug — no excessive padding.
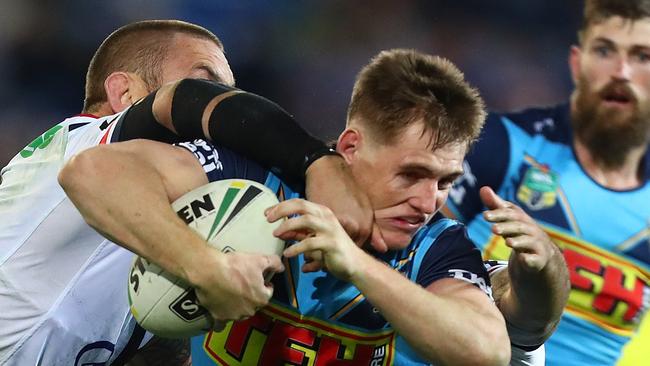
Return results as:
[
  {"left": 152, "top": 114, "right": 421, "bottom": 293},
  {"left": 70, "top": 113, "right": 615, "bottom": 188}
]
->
[{"left": 382, "top": 232, "right": 415, "bottom": 250}]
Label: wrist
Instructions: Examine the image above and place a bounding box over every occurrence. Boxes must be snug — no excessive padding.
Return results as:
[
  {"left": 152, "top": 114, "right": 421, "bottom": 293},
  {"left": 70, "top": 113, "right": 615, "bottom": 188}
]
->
[
  {"left": 182, "top": 244, "right": 227, "bottom": 288},
  {"left": 346, "top": 249, "right": 376, "bottom": 288}
]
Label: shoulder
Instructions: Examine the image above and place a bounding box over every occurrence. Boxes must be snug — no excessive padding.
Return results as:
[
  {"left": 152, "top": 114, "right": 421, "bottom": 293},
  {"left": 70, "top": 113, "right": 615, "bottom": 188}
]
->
[{"left": 490, "top": 103, "right": 571, "bottom": 143}]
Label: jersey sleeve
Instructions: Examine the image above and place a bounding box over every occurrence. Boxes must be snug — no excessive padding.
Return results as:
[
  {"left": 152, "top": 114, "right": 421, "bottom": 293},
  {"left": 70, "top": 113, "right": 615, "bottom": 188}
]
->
[
  {"left": 415, "top": 224, "right": 492, "bottom": 299},
  {"left": 174, "top": 139, "right": 268, "bottom": 184},
  {"left": 446, "top": 112, "right": 511, "bottom": 222}
]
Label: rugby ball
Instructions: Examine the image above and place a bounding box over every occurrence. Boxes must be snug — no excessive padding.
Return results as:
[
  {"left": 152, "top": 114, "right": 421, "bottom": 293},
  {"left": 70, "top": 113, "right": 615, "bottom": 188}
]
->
[{"left": 127, "top": 179, "right": 285, "bottom": 338}]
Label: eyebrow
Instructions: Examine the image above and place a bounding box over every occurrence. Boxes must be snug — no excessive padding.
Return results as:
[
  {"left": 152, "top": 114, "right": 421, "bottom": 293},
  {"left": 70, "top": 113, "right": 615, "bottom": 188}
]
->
[
  {"left": 195, "top": 65, "right": 223, "bottom": 84},
  {"left": 592, "top": 37, "right": 650, "bottom": 52},
  {"left": 591, "top": 37, "right": 615, "bottom": 47},
  {"left": 401, "top": 162, "right": 463, "bottom": 180}
]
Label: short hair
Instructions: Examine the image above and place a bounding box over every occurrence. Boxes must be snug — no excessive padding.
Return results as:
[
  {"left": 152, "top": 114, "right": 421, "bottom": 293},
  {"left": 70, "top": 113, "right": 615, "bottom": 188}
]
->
[
  {"left": 83, "top": 20, "right": 224, "bottom": 112},
  {"left": 579, "top": 0, "right": 650, "bottom": 42},
  {"left": 347, "top": 49, "right": 485, "bottom": 150}
]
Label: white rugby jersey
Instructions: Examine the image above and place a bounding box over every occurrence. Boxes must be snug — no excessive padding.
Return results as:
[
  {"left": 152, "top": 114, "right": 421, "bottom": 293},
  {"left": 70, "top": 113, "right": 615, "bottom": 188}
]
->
[{"left": 0, "top": 113, "right": 151, "bottom": 365}]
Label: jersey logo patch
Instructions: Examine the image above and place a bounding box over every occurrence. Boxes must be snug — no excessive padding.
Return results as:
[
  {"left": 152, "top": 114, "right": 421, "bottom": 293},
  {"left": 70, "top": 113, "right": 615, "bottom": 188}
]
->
[
  {"left": 202, "top": 303, "right": 395, "bottom": 365},
  {"left": 516, "top": 165, "right": 559, "bottom": 210}
]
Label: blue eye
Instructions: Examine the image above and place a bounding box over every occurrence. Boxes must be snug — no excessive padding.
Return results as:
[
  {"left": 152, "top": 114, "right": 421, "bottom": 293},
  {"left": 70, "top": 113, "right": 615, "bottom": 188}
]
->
[
  {"left": 635, "top": 52, "right": 650, "bottom": 63},
  {"left": 594, "top": 45, "right": 611, "bottom": 57}
]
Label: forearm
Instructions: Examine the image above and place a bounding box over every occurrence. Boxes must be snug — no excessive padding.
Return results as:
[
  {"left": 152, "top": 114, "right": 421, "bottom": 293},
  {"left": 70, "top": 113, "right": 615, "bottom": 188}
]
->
[
  {"left": 351, "top": 255, "right": 510, "bottom": 366},
  {"left": 122, "top": 79, "right": 332, "bottom": 188},
  {"left": 58, "top": 144, "right": 216, "bottom": 283},
  {"left": 500, "top": 244, "right": 570, "bottom": 343}
]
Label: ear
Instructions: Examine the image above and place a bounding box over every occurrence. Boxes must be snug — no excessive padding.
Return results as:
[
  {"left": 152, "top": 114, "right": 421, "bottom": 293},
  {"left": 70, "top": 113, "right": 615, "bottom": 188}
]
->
[
  {"left": 104, "top": 72, "right": 138, "bottom": 113},
  {"left": 336, "top": 128, "right": 362, "bottom": 164},
  {"left": 568, "top": 45, "right": 582, "bottom": 85}
]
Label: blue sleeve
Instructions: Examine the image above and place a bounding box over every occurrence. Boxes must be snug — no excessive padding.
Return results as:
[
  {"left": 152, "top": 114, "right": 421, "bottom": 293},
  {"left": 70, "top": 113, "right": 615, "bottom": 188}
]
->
[
  {"left": 175, "top": 139, "right": 269, "bottom": 184},
  {"left": 447, "top": 112, "right": 511, "bottom": 222},
  {"left": 415, "top": 225, "right": 492, "bottom": 298}
]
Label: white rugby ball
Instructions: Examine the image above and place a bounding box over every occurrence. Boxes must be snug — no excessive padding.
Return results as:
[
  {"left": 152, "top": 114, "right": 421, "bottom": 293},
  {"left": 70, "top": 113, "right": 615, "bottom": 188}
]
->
[{"left": 127, "top": 179, "right": 285, "bottom": 338}]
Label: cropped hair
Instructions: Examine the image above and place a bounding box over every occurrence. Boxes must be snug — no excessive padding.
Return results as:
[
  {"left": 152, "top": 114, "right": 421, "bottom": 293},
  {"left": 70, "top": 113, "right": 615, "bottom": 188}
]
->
[
  {"left": 83, "top": 20, "right": 223, "bottom": 112},
  {"left": 347, "top": 49, "right": 485, "bottom": 149},
  {"left": 579, "top": 0, "right": 650, "bottom": 42}
]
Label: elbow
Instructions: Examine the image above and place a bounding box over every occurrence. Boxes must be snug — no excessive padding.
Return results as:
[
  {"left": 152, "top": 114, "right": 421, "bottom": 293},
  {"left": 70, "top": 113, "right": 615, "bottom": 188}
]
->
[
  {"left": 58, "top": 147, "right": 112, "bottom": 199},
  {"left": 59, "top": 150, "right": 95, "bottom": 193},
  {"left": 466, "top": 330, "right": 511, "bottom": 366},
  {"left": 452, "top": 321, "right": 511, "bottom": 366}
]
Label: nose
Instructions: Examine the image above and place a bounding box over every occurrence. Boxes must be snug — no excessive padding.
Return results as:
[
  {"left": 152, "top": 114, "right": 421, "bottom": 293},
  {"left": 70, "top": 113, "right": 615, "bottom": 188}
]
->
[
  {"left": 410, "top": 182, "right": 438, "bottom": 215},
  {"left": 612, "top": 57, "right": 632, "bottom": 81}
]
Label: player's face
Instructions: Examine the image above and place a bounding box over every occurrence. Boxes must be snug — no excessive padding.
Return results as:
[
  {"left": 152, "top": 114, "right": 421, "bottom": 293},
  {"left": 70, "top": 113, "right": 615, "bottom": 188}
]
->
[
  {"left": 570, "top": 16, "right": 650, "bottom": 161},
  {"left": 342, "top": 122, "right": 465, "bottom": 250},
  {"left": 160, "top": 34, "right": 235, "bottom": 87},
  {"left": 128, "top": 33, "right": 235, "bottom": 101}
]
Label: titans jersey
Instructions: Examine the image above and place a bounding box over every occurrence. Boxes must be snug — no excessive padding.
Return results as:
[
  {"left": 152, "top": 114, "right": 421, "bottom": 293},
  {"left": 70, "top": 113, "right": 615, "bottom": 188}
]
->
[
  {"left": 179, "top": 140, "right": 492, "bottom": 366},
  {"left": 446, "top": 104, "right": 650, "bottom": 366},
  {"left": 0, "top": 113, "right": 152, "bottom": 365}
]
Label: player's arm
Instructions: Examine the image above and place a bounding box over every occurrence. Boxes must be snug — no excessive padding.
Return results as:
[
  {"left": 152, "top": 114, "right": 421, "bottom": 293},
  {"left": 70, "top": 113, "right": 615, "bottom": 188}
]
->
[
  {"left": 58, "top": 139, "right": 284, "bottom": 323},
  {"left": 269, "top": 199, "right": 510, "bottom": 366},
  {"left": 481, "top": 187, "right": 570, "bottom": 347},
  {"left": 118, "top": 79, "right": 376, "bottom": 248}
]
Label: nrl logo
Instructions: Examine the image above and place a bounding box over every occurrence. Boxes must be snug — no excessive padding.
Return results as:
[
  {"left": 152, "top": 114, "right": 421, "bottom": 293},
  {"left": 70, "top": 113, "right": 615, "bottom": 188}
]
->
[{"left": 516, "top": 165, "right": 558, "bottom": 210}]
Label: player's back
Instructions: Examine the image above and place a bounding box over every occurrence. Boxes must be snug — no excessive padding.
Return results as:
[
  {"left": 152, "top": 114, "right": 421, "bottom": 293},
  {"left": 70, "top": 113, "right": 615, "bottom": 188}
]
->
[{"left": 0, "top": 114, "right": 146, "bottom": 365}]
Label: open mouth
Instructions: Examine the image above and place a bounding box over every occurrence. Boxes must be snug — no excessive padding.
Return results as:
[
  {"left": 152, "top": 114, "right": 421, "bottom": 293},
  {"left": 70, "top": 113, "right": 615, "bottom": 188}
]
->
[
  {"left": 390, "top": 216, "right": 425, "bottom": 231},
  {"left": 600, "top": 85, "right": 635, "bottom": 106}
]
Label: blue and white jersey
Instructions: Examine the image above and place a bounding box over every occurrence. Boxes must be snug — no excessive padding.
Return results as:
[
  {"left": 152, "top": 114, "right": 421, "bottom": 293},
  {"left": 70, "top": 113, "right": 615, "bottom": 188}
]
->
[
  {"left": 446, "top": 104, "right": 650, "bottom": 365},
  {"left": 180, "top": 140, "right": 492, "bottom": 366}
]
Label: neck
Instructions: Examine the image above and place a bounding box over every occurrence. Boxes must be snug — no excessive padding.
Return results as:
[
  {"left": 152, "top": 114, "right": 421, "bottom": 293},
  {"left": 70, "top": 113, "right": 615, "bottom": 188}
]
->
[
  {"left": 82, "top": 103, "right": 114, "bottom": 118},
  {"left": 573, "top": 138, "right": 647, "bottom": 189}
]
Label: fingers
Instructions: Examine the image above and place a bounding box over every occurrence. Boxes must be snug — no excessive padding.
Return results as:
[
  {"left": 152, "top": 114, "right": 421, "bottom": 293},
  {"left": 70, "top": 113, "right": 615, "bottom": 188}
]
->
[
  {"left": 273, "top": 213, "right": 325, "bottom": 238},
  {"left": 265, "top": 198, "right": 316, "bottom": 223},
  {"left": 369, "top": 222, "right": 388, "bottom": 253},
  {"left": 302, "top": 259, "right": 324, "bottom": 273},
  {"left": 504, "top": 236, "right": 536, "bottom": 253},
  {"left": 479, "top": 186, "right": 510, "bottom": 210},
  {"left": 492, "top": 221, "right": 533, "bottom": 238},
  {"left": 283, "top": 237, "right": 320, "bottom": 258}
]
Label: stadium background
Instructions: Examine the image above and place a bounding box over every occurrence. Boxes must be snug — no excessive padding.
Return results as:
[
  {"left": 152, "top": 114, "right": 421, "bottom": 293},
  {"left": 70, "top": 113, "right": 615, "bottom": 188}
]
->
[
  {"left": 0, "top": 0, "right": 582, "bottom": 166},
  {"left": 0, "top": 1, "right": 646, "bottom": 364}
]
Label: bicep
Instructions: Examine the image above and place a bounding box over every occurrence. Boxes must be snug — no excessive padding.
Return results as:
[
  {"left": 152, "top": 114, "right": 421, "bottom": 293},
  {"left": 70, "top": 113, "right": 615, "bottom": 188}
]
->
[
  {"left": 427, "top": 277, "right": 502, "bottom": 319},
  {"left": 111, "top": 139, "right": 209, "bottom": 202}
]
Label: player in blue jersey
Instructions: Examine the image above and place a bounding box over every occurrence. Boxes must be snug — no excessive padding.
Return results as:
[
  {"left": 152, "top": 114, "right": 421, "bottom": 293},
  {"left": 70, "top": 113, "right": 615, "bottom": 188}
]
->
[
  {"left": 61, "top": 49, "right": 512, "bottom": 365},
  {"left": 444, "top": 0, "right": 650, "bottom": 365}
]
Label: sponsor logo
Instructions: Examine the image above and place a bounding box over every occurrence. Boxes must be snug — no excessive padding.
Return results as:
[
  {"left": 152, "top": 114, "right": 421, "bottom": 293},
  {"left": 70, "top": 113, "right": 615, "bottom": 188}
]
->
[
  {"left": 449, "top": 161, "right": 477, "bottom": 206},
  {"left": 170, "top": 288, "right": 208, "bottom": 322},
  {"left": 20, "top": 125, "right": 63, "bottom": 158},
  {"left": 202, "top": 303, "right": 394, "bottom": 365},
  {"left": 484, "top": 228, "right": 650, "bottom": 336},
  {"left": 177, "top": 194, "right": 216, "bottom": 224},
  {"left": 516, "top": 165, "right": 559, "bottom": 210}
]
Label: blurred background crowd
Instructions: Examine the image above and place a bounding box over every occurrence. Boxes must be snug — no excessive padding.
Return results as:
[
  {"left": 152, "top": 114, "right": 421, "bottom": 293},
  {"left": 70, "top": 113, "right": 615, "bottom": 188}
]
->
[{"left": 0, "top": 0, "right": 582, "bottom": 166}]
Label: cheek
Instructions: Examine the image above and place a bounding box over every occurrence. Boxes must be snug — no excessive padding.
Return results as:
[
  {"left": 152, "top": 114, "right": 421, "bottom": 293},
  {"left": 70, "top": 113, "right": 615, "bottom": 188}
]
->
[{"left": 581, "top": 59, "right": 613, "bottom": 90}]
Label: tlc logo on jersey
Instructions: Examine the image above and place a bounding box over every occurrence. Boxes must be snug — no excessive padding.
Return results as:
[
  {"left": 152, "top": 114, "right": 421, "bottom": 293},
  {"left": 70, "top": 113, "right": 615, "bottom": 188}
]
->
[{"left": 201, "top": 303, "right": 394, "bottom": 365}]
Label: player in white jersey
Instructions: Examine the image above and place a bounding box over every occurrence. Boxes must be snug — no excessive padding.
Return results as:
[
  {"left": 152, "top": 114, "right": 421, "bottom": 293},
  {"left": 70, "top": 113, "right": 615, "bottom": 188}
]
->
[
  {"left": 0, "top": 113, "right": 148, "bottom": 364},
  {"left": 0, "top": 20, "right": 372, "bottom": 365}
]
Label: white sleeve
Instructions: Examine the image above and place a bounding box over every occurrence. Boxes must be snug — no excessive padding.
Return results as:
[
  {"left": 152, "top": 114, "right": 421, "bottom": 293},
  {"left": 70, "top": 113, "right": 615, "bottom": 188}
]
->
[{"left": 510, "top": 344, "right": 545, "bottom": 366}]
